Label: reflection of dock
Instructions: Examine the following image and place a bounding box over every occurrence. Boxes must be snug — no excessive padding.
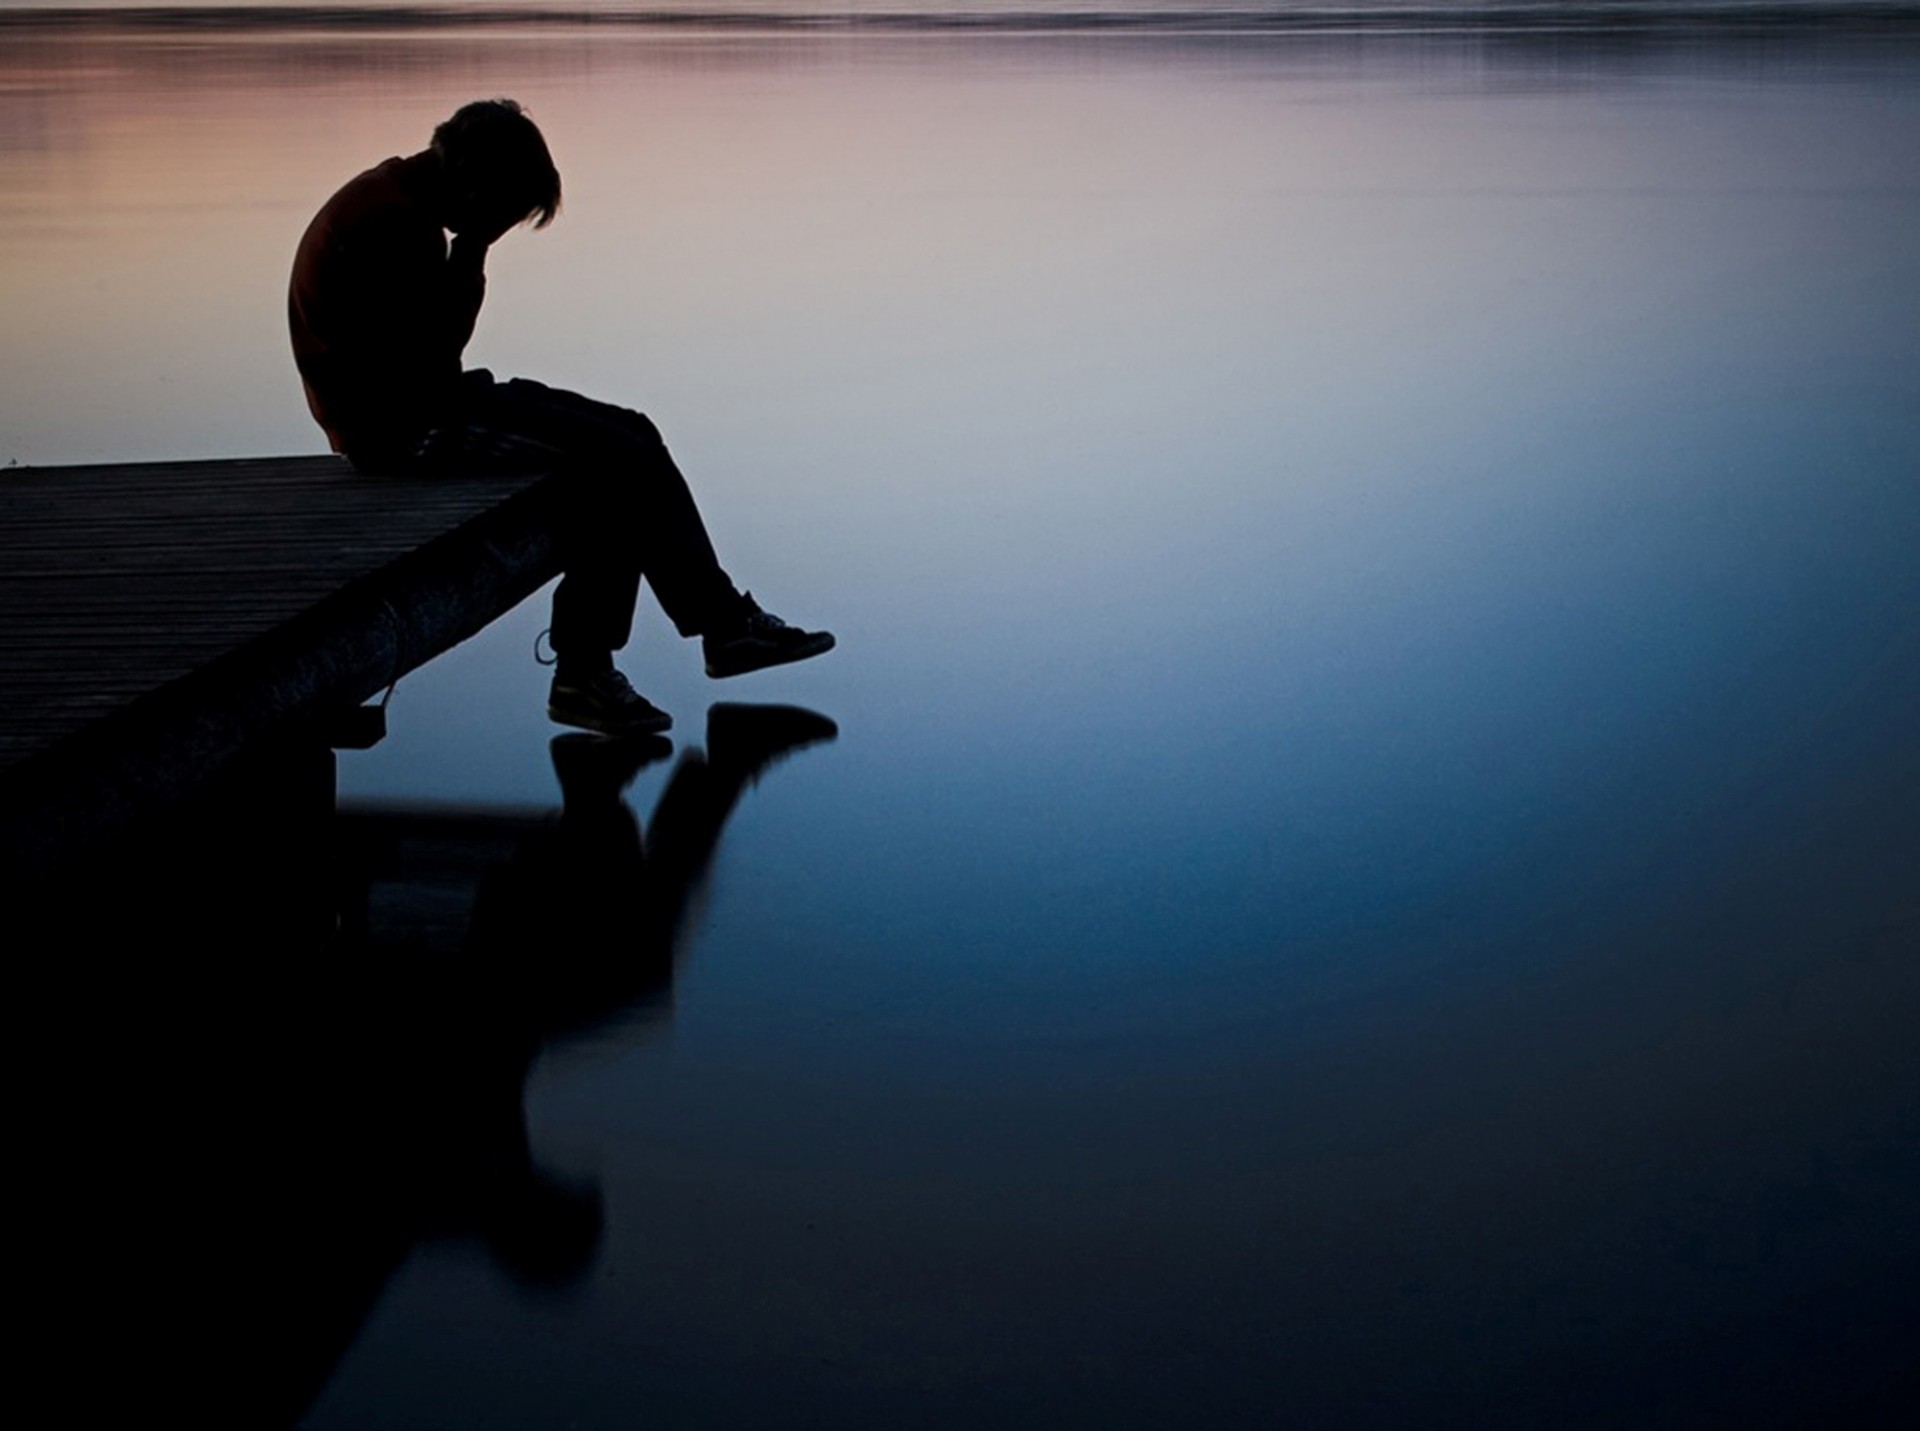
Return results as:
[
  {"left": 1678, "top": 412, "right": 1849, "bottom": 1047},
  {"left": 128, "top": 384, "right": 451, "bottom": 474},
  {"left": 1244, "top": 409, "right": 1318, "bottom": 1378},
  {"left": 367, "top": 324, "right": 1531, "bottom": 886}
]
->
[{"left": 0, "top": 455, "right": 561, "bottom": 881}]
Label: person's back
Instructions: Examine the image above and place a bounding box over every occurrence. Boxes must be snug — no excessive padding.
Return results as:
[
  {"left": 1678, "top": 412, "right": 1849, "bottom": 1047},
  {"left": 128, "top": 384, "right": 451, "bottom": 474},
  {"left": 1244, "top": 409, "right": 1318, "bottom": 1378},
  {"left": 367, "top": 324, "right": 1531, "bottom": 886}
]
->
[{"left": 288, "top": 152, "right": 478, "bottom": 468}]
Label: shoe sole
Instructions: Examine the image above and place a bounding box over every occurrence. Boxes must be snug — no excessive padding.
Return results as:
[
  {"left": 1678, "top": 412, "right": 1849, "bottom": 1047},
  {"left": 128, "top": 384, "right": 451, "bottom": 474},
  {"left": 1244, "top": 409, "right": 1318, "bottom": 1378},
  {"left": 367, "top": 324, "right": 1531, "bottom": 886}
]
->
[
  {"left": 547, "top": 703, "right": 673, "bottom": 736},
  {"left": 705, "top": 631, "right": 836, "bottom": 680}
]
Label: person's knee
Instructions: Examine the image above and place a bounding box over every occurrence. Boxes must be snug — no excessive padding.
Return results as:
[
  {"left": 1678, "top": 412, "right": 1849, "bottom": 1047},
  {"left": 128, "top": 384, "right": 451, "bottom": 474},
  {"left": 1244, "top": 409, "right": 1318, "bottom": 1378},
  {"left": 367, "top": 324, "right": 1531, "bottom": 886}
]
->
[
  {"left": 483, "top": 378, "right": 670, "bottom": 476},
  {"left": 621, "top": 410, "right": 664, "bottom": 450}
]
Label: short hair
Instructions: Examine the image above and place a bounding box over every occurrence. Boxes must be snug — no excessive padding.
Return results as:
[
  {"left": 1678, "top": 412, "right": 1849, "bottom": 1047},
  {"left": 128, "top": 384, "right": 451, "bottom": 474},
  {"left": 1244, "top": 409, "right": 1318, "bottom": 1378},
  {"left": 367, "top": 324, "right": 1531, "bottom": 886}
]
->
[{"left": 432, "top": 98, "right": 562, "bottom": 229}]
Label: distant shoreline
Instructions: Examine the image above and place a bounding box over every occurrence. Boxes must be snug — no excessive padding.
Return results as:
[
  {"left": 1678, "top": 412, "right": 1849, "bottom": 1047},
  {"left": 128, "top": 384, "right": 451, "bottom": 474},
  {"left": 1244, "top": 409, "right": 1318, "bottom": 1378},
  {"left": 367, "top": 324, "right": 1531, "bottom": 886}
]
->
[{"left": 6, "top": 3, "right": 1920, "bottom": 40}]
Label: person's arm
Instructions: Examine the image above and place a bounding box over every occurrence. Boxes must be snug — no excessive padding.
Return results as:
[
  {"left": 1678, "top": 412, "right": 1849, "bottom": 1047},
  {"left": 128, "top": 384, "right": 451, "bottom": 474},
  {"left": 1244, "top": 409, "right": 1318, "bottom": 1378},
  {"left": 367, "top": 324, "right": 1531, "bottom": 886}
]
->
[
  {"left": 442, "top": 194, "right": 528, "bottom": 356},
  {"left": 444, "top": 232, "right": 490, "bottom": 357}
]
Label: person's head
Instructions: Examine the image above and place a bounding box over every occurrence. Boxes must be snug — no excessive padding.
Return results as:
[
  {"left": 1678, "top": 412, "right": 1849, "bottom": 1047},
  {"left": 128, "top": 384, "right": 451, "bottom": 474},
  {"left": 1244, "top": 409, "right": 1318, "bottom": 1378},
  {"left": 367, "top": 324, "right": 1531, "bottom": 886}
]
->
[{"left": 431, "top": 98, "right": 561, "bottom": 236}]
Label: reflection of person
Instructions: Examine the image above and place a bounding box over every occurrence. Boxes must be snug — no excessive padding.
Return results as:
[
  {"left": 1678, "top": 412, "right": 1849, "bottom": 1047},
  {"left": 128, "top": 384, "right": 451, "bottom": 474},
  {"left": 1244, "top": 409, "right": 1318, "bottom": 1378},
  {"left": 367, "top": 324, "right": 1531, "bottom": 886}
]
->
[
  {"left": 289, "top": 99, "right": 833, "bottom": 735},
  {"left": 271, "top": 703, "right": 837, "bottom": 1426},
  {"left": 474, "top": 702, "right": 840, "bottom": 1038}
]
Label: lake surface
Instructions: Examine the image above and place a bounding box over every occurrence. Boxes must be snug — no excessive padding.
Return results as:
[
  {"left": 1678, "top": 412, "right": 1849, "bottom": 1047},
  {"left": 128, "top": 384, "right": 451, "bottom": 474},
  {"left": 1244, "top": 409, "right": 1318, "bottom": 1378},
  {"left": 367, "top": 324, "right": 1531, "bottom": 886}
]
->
[{"left": 7, "top": 15, "right": 1919, "bottom": 1427}]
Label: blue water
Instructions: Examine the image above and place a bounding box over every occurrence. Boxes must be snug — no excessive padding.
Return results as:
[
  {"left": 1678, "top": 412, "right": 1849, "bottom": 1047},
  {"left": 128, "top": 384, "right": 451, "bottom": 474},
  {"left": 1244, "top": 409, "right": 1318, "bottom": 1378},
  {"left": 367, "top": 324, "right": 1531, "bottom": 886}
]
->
[{"left": 6, "top": 15, "right": 1918, "bottom": 1427}]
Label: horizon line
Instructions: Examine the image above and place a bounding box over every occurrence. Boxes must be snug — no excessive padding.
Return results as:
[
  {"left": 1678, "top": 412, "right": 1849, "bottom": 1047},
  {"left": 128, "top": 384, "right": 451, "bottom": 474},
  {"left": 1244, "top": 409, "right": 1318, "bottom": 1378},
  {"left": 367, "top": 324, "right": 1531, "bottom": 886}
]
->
[{"left": 7, "top": 0, "right": 1920, "bottom": 39}]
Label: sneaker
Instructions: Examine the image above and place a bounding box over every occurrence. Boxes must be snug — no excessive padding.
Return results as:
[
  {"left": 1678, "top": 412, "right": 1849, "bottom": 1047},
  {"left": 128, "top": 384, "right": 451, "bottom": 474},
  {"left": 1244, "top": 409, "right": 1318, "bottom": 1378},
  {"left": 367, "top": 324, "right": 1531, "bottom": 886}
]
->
[
  {"left": 547, "top": 669, "right": 672, "bottom": 735},
  {"left": 703, "top": 593, "right": 836, "bottom": 679}
]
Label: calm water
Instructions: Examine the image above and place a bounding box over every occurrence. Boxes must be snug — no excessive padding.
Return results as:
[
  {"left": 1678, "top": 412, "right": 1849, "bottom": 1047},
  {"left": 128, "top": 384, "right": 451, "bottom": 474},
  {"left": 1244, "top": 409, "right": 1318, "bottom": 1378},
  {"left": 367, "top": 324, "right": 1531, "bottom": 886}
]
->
[{"left": 7, "top": 16, "right": 1920, "bottom": 1428}]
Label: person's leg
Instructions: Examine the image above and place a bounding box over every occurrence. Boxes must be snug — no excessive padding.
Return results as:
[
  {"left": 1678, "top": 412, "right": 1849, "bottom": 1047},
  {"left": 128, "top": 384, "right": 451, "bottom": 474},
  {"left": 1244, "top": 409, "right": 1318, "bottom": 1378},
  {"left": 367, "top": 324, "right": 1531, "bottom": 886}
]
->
[
  {"left": 421, "top": 372, "right": 833, "bottom": 730},
  {"left": 460, "top": 376, "right": 748, "bottom": 649}
]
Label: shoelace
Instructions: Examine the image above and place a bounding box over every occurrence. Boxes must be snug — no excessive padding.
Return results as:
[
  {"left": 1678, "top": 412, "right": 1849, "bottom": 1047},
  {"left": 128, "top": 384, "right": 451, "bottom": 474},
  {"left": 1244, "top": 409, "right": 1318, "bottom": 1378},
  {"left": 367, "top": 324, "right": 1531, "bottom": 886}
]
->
[{"left": 737, "top": 593, "right": 790, "bottom": 636}]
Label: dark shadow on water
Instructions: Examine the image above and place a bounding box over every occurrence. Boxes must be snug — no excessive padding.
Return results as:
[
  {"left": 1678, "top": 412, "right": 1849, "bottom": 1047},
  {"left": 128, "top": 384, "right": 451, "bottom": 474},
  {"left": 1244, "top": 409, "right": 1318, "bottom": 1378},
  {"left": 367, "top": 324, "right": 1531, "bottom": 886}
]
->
[
  {"left": 21, "top": 702, "right": 835, "bottom": 1427},
  {"left": 17, "top": 685, "right": 1920, "bottom": 1427}
]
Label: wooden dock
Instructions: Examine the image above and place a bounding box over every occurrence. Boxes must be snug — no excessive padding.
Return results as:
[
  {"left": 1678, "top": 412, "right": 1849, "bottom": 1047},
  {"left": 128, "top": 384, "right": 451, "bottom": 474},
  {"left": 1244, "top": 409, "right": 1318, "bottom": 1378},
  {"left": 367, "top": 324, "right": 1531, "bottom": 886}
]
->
[{"left": 1, "top": 455, "right": 563, "bottom": 883}]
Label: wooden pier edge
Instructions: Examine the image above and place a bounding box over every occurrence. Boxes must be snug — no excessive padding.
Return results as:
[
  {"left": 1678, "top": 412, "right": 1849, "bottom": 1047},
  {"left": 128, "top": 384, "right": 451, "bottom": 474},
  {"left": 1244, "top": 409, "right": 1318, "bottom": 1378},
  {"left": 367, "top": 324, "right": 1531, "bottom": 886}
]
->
[{"left": 1, "top": 464, "right": 565, "bottom": 886}]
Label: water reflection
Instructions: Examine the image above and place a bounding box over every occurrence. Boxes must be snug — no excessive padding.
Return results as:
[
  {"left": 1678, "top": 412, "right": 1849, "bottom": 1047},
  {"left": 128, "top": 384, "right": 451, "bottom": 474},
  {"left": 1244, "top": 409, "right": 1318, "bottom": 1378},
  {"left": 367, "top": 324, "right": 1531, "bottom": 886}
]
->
[
  {"left": 32, "top": 703, "right": 834, "bottom": 1426},
  {"left": 322, "top": 705, "right": 837, "bottom": 1413}
]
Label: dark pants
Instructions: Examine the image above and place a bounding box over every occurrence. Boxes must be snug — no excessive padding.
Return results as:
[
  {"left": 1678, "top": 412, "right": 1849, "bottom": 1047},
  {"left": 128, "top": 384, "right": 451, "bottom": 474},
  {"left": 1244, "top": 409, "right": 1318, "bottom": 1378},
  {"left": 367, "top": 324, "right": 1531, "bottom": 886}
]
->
[{"left": 380, "top": 372, "right": 745, "bottom": 658}]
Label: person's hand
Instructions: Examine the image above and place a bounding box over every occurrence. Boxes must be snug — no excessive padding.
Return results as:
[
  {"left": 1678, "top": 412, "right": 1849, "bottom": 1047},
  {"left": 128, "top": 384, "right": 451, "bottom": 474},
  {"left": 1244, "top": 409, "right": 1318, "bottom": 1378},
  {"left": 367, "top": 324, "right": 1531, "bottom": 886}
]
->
[
  {"left": 449, "top": 210, "right": 515, "bottom": 271},
  {"left": 449, "top": 230, "right": 494, "bottom": 269},
  {"left": 451, "top": 190, "right": 527, "bottom": 250}
]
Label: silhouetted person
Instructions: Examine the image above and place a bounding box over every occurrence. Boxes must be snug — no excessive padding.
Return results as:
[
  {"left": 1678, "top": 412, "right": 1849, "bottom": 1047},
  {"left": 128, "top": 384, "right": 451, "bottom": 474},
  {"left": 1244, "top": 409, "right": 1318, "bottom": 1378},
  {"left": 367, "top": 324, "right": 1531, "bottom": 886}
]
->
[{"left": 289, "top": 99, "right": 833, "bottom": 734}]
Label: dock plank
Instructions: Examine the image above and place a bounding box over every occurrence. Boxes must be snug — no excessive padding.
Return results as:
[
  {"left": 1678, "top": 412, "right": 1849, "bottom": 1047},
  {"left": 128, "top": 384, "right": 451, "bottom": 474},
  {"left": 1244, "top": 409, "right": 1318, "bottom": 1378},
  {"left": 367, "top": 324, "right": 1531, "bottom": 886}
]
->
[{"left": 1, "top": 455, "right": 564, "bottom": 879}]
